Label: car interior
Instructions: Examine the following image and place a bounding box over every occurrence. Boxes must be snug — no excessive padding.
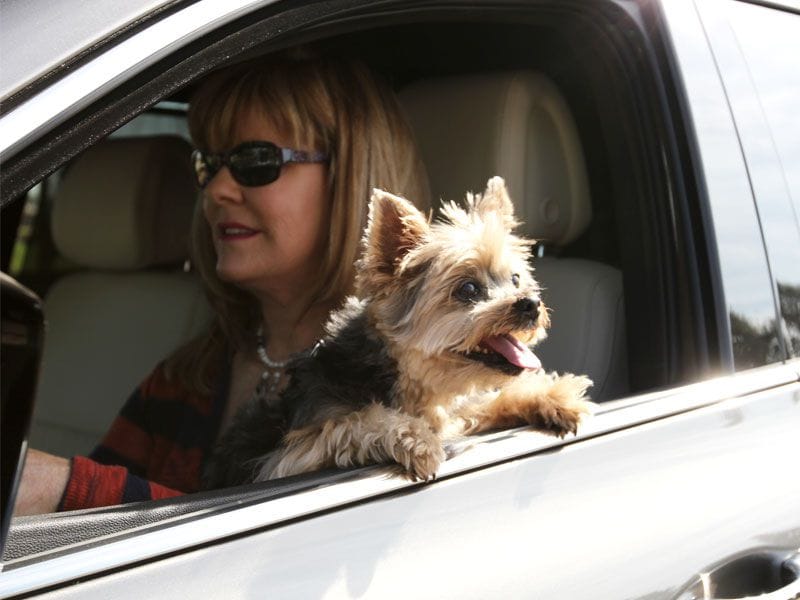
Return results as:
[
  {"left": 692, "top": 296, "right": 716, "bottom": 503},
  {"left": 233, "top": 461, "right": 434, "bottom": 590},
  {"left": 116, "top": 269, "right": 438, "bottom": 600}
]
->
[
  {"left": 1, "top": 11, "right": 700, "bottom": 562},
  {"left": 28, "top": 136, "right": 210, "bottom": 457}
]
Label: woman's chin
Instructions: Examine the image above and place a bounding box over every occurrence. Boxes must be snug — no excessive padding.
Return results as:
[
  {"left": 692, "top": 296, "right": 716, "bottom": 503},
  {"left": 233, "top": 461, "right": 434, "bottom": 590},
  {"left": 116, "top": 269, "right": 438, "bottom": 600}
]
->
[{"left": 215, "top": 264, "right": 263, "bottom": 287}]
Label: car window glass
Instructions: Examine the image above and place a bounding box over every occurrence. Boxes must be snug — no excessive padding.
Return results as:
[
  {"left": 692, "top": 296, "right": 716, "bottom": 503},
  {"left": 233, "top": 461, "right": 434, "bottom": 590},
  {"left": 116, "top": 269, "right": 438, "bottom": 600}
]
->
[
  {"left": 725, "top": 3, "right": 800, "bottom": 358},
  {"left": 675, "top": 0, "right": 781, "bottom": 369},
  {"left": 725, "top": 5, "right": 800, "bottom": 221},
  {"left": 706, "top": 1, "right": 800, "bottom": 360}
]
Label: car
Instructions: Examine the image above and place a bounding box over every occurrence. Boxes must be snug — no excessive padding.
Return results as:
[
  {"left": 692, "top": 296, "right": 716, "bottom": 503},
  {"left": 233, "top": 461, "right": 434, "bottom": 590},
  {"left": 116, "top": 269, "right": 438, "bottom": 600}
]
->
[{"left": 1, "top": 0, "right": 799, "bottom": 597}]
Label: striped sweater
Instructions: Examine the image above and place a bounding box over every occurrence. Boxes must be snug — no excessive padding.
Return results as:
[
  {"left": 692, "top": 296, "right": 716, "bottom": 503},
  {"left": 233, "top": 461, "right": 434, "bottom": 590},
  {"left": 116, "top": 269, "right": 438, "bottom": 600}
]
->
[{"left": 58, "top": 359, "right": 274, "bottom": 511}]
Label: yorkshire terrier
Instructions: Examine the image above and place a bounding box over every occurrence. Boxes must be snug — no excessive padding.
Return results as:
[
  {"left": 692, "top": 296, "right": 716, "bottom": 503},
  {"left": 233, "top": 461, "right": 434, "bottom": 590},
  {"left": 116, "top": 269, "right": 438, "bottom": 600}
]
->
[{"left": 204, "top": 176, "right": 592, "bottom": 488}]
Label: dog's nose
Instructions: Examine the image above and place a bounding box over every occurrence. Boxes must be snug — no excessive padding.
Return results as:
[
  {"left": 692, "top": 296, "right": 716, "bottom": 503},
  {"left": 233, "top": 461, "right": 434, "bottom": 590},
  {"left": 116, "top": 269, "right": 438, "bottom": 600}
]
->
[{"left": 513, "top": 297, "right": 540, "bottom": 315}]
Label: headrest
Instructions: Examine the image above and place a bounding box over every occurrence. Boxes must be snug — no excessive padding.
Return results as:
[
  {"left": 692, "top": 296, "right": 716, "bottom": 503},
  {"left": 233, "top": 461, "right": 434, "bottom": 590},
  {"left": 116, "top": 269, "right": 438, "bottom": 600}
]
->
[
  {"left": 400, "top": 71, "right": 591, "bottom": 246},
  {"left": 52, "top": 136, "right": 197, "bottom": 270}
]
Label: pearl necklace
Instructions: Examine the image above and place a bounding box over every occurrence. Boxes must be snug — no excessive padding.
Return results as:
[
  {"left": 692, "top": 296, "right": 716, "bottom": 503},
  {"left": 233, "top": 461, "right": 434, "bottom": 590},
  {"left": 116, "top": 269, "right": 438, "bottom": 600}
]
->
[
  {"left": 254, "top": 327, "right": 288, "bottom": 402},
  {"left": 253, "top": 325, "right": 325, "bottom": 403},
  {"left": 256, "top": 338, "right": 289, "bottom": 370}
]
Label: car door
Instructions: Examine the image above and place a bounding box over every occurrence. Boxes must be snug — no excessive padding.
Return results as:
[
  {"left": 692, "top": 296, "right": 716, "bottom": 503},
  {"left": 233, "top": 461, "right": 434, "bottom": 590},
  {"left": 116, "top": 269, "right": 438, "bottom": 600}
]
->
[{"left": 1, "top": 0, "right": 799, "bottom": 598}]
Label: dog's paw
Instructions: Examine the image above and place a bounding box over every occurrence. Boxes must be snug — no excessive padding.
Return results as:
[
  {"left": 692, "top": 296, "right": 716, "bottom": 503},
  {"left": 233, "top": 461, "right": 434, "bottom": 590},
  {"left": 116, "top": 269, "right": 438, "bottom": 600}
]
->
[
  {"left": 531, "top": 373, "right": 593, "bottom": 437},
  {"left": 536, "top": 398, "right": 591, "bottom": 437},
  {"left": 390, "top": 423, "right": 446, "bottom": 481}
]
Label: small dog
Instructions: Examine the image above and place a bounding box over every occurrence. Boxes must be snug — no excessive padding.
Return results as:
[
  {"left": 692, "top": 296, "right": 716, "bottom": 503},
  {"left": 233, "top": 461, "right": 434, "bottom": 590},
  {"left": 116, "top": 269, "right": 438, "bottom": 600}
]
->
[{"left": 204, "top": 177, "right": 592, "bottom": 487}]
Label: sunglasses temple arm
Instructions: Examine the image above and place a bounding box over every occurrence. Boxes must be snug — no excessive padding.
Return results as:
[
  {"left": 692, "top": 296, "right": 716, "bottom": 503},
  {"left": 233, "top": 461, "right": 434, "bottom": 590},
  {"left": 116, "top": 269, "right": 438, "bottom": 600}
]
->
[{"left": 283, "top": 148, "right": 329, "bottom": 164}]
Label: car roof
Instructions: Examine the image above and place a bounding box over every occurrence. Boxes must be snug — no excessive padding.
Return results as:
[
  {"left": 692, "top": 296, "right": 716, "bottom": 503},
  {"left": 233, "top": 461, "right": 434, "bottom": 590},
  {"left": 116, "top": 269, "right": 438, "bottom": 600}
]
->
[{"left": 0, "top": 0, "right": 177, "bottom": 101}]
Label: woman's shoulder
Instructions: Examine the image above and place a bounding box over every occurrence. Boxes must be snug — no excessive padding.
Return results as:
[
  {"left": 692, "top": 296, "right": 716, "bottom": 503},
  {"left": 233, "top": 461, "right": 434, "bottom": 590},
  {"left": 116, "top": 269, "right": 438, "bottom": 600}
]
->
[{"left": 140, "top": 361, "right": 185, "bottom": 397}]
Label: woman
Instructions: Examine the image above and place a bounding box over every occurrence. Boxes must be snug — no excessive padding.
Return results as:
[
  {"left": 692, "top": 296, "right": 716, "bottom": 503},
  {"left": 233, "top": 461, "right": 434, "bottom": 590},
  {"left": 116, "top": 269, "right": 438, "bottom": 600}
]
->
[{"left": 15, "top": 48, "right": 429, "bottom": 515}]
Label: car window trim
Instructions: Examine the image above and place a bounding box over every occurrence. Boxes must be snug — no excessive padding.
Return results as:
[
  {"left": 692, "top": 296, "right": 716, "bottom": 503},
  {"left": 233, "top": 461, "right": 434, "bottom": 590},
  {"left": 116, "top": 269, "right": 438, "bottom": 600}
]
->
[
  {"left": 733, "top": 0, "right": 800, "bottom": 14},
  {"left": 1, "top": 360, "right": 797, "bottom": 597}
]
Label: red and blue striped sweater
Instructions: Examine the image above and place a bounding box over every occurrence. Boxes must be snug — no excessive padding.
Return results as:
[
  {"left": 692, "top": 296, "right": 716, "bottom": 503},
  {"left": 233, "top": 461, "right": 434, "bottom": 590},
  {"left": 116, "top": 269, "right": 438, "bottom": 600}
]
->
[{"left": 58, "top": 359, "right": 280, "bottom": 511}]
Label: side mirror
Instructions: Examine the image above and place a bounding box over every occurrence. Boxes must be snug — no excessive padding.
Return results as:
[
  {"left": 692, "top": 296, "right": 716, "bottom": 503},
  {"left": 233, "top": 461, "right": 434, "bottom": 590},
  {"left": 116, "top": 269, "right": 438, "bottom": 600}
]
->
[{"left": 1, "top": 272, "right": 44, "bottom": 555}]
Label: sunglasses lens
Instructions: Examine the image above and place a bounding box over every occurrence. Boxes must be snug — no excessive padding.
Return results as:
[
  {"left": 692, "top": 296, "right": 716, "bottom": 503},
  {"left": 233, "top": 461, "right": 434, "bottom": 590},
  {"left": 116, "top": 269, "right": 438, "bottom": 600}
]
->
[{"left": 229, "top": 144, "right": 281, "bottom": 187}]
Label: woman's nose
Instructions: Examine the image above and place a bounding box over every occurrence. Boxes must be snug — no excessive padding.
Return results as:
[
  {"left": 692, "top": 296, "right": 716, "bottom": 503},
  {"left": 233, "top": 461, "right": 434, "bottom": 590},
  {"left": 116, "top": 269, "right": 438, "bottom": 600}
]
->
[{"left": 204, "top": 166, "right": 243, "bottom": 204}]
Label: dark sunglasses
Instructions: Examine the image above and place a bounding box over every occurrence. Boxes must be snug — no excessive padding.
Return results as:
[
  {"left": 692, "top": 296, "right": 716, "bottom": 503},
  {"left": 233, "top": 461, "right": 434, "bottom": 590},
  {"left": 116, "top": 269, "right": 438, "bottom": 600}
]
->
[{"left": 191, "top": 141, "right": 329, "bottom": 188}]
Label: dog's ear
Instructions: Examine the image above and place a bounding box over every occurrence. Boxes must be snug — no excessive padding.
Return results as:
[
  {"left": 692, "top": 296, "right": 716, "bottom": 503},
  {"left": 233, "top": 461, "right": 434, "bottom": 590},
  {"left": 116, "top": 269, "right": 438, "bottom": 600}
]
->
[
  {"left": 471, "top": 176, "right": 518, "bottom": 228},
  {"left": 358, "top": 189, "right": 429, "bottom": 294}
]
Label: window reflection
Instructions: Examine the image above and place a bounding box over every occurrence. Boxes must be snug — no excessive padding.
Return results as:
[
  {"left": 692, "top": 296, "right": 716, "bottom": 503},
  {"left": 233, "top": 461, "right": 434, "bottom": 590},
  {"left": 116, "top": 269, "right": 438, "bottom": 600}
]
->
[
  {"left": 725, "top": 2, "right": 800, "bottom": 359},
  {"left": 778, "top": 283, "right": 800, "bottom": 356},
  {"left": 731, "top": 282, "right": 799, "bottom": 368}
]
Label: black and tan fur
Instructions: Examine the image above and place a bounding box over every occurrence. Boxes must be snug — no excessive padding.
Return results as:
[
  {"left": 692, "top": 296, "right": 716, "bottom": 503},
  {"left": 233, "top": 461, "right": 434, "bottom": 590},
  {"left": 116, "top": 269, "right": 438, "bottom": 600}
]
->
[{"left": 204, "top": 177, "right": 591, "bottom": 487}]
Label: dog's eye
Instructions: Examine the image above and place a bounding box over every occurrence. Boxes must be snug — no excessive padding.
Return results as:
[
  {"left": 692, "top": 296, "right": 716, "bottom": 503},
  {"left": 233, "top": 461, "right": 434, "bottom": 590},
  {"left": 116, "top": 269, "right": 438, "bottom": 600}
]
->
[
  {"left": 511, "top": 273, "right": 520, "bottom": 288},
  {"left": 455, "top": 280, "right": 481, "bottom": 302}
]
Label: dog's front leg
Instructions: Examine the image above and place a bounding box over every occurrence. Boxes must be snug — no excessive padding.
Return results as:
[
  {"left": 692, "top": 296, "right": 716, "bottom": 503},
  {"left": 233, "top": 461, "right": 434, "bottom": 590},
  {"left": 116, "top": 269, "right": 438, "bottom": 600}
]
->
[
  {"left": 253, "top": 403, "right": 446, "bottom": 481},
  {"left": 455, "top": 372, "right": 593, "bottom": 438}
]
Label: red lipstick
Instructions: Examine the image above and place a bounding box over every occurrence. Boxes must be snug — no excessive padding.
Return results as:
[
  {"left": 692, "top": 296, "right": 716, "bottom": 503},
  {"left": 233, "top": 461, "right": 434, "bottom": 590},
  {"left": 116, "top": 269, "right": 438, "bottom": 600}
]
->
[{"left": 217, "top": 222, "right": 259, "bottom": 241}]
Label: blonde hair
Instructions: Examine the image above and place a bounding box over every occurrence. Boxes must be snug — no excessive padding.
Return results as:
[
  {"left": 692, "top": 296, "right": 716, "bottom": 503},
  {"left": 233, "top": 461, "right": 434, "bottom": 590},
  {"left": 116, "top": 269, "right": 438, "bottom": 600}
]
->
[{"left": 167, "top": 48, "right": 430, "bottom": 392}]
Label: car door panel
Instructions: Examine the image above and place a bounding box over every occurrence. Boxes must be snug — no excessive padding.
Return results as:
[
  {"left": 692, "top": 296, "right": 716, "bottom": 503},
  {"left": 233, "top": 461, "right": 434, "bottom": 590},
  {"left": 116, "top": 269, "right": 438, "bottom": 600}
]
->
[{"left": 34, "top": 369, "right": 800, "bottom": 599}]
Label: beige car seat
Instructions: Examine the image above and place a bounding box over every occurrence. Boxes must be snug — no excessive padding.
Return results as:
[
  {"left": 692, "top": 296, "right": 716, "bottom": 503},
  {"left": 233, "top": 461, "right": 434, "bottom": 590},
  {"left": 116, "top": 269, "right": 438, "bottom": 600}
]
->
[
  {"left": 400, "top": 71, "right": 628, "bottom": 400},
  {"left": 29, "top": 136, "right": 211, "bottom": 456}
]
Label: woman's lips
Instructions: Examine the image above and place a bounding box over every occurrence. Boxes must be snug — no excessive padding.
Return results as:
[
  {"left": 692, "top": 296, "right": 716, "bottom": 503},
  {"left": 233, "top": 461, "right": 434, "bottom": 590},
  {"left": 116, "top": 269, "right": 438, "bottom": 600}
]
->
[{"left": 217, "top": 222, "right": 259, "bottom": 240}]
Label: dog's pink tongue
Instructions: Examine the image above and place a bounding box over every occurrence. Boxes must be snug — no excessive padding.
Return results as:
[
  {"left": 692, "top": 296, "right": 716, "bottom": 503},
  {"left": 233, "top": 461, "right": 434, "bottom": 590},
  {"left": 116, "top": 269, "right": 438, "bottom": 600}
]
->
[{"left": 483, "top": 334, "right": 541, "bottom": 370}]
